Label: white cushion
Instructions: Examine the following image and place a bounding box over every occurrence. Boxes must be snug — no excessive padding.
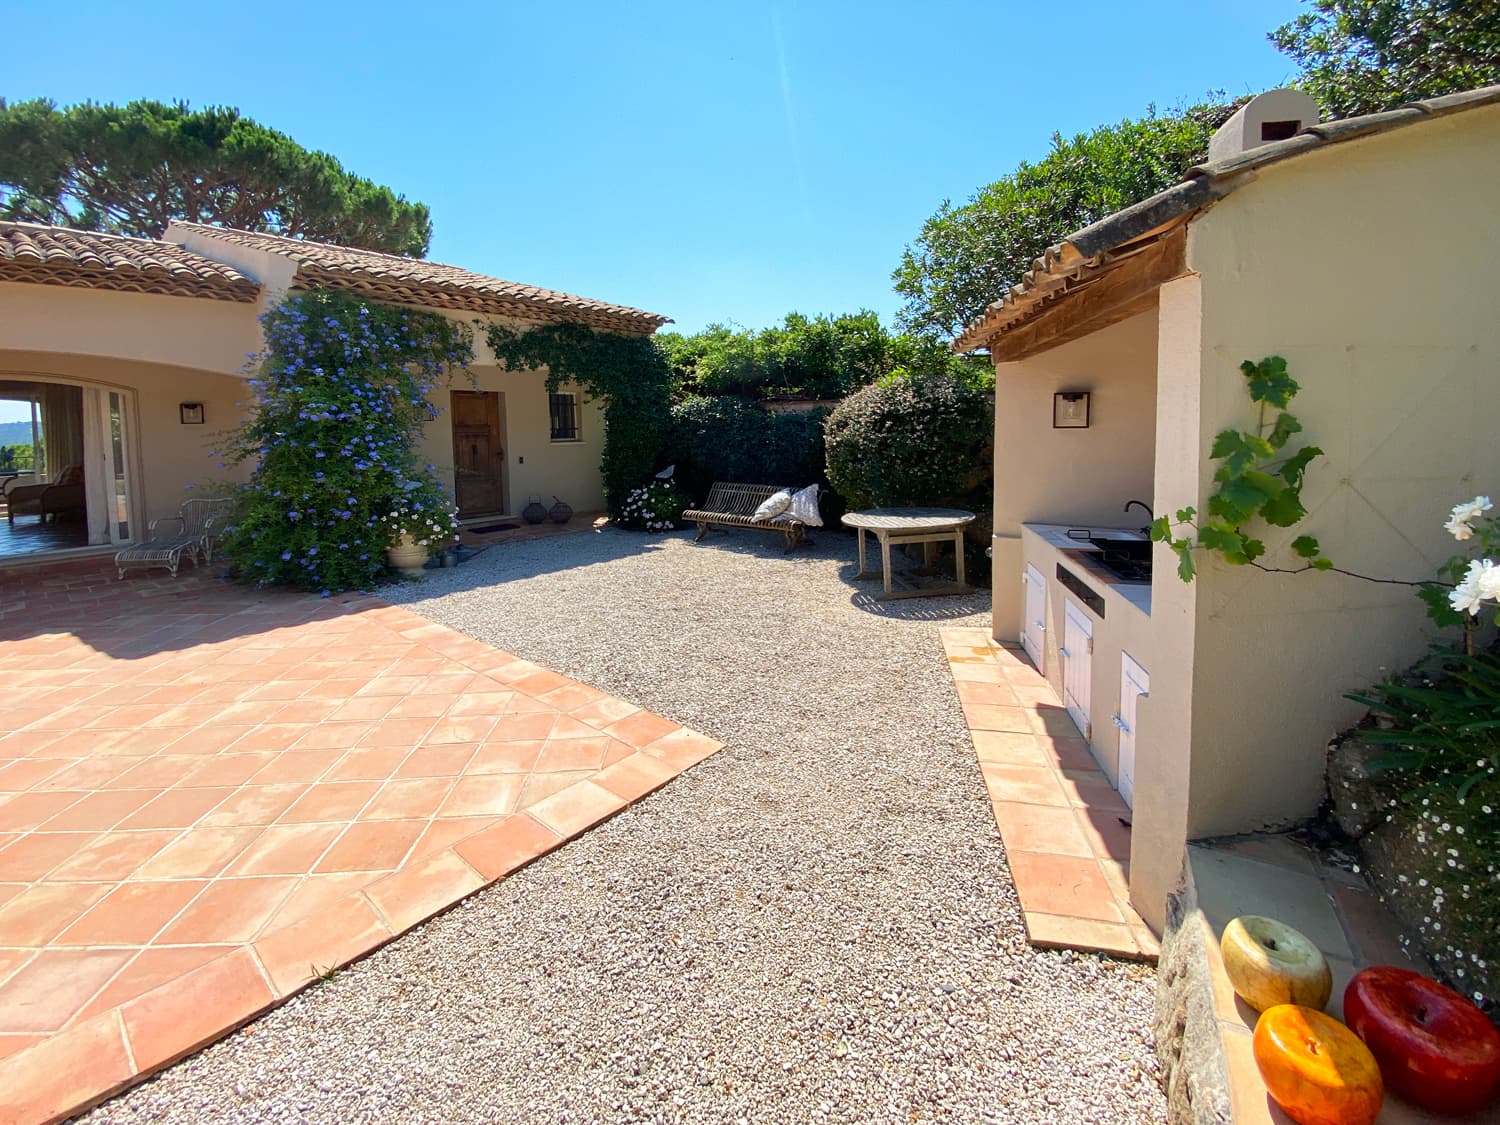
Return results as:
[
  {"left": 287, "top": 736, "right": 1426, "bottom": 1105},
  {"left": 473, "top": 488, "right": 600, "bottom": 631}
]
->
[
  {"left": 752, "top": 489, "right": 793, "bottom": 521},
  {"left": 777, "top": 483, "right": 823, "bottom": 527}
]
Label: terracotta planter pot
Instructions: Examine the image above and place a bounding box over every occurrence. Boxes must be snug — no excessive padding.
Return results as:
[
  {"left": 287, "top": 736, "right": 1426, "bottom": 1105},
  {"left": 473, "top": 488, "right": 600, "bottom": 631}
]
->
[{"left": 386, "top": 532, "right": 428, "bottom": 575}]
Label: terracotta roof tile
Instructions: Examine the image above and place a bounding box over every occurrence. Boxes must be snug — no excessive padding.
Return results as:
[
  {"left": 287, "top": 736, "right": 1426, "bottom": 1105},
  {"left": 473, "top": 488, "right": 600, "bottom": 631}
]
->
[
  {"left": 167, "top": 223, "right": 671, "bottom": 335},
  {"left": 0, "top": 222, "right": 259, "bottom": 303}
]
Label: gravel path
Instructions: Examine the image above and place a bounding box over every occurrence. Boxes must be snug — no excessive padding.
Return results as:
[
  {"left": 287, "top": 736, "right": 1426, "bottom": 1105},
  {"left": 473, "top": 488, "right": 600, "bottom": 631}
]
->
[{"left": 91, "top": 528, "right": 1166, "bottom": 1124}]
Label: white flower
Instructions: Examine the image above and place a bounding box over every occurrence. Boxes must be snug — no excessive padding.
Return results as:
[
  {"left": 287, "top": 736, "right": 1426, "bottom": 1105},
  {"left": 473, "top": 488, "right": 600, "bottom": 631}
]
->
[
  {"left": 1449, "top": 558, "right": 1499, "bottom": 616},
  {"left": 1444, "top": 495, "right": 1493, "bottom": 540}
]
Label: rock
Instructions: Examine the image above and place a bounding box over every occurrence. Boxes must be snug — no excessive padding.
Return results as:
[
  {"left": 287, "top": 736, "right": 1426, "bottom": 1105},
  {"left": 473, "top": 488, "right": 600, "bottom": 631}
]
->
[{"left": 1326, "top": 736, "right": 1393, "bottom": 838}]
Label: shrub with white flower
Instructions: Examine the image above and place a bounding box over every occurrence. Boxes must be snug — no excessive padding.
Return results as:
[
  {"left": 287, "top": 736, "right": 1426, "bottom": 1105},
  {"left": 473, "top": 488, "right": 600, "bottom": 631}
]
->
[
  {"left": 1422, "top": 495, "right": 1500, "bottom": 651},
  {"left": 614, "top": 479, "right": 686, "bottom": 532}
]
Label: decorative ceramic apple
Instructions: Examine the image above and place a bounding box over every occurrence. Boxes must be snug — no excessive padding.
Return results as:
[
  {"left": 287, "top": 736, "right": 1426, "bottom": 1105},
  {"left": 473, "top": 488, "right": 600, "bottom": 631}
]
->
[
  {"left": 1221, "top": 915, "right": 1333, "bottom": 1013},
  {"left": 1253, "top": 1004, "right": 1384, "bottom": 1125},
  {"left": 1343, "top": 966, "right": 1500, "bottom": 1115}
]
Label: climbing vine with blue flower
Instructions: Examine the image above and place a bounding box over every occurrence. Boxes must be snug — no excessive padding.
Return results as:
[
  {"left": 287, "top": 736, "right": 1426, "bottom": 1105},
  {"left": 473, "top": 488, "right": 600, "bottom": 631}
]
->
[{"left": 220, "top": 289, "right": 474, "bottom": 593}]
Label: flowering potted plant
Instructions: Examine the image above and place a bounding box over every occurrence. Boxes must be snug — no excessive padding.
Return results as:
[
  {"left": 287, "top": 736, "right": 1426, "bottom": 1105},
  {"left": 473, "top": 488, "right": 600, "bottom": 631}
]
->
[{"left": 381, "top": 478, "right": 460, "bottom": 574}]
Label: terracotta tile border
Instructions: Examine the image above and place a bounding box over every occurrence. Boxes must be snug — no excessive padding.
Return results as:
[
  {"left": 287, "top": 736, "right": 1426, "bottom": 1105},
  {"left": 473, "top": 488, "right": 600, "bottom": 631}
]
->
[{"left": 940, "top": 627, "right": 1158, "bottom": 962}]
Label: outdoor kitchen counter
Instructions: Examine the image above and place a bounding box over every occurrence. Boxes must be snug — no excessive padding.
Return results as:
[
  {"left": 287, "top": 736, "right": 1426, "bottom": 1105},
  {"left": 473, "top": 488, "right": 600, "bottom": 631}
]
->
[{"left": 1022, "top": 523, "right": 1152, "bottom": 618}]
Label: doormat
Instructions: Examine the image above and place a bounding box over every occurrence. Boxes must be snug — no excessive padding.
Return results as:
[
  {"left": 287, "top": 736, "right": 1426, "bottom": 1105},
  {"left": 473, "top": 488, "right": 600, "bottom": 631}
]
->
[{"left": 465, "top": 522, "right": 521, "bottom": 534}]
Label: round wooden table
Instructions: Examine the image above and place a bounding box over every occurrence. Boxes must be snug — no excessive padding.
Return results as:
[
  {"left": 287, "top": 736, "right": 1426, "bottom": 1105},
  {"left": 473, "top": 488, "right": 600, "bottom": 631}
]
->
[{"left": 841, "top": 507, "right": 976, "bottom": 600}]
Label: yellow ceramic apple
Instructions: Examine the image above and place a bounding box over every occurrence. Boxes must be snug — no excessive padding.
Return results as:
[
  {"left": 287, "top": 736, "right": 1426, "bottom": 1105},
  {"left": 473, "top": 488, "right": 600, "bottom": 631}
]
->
[{"left": 1221, "top": 915, "right": 1332, "bottom": 1013}]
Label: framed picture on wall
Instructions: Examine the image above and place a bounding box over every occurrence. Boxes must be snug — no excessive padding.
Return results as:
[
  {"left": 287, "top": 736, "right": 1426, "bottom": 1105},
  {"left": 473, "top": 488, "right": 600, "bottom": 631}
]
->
[
  {"left": 180, "top": 402, "right": 205, "bottom": 425},
  {"left": 1053, "top": 391, "right": 1090, "bottom": 429}
]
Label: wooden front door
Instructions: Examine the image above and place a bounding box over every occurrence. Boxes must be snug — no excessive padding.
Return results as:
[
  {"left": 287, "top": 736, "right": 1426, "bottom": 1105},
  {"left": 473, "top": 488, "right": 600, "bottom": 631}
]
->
[{"left": 451, "top": 390, "right": 506, "bottom": 518}]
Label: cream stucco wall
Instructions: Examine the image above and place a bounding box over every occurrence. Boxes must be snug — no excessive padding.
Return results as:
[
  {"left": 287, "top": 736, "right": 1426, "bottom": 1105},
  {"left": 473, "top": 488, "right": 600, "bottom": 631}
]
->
[
  {"left": 416, "top": 365, "right": 606, "bottom": 518},
  {"left": 1173, "top": 103, "right": 1500, "bottom": 844},
  {"left": 0, "top": 350, "right": 250, "bottom": 529},
  {"left": 0, "top": 282, "right": 261, "bottom": 378},
  {"left": 991, "top": 309, "right": 1159, "bottom": 640}
]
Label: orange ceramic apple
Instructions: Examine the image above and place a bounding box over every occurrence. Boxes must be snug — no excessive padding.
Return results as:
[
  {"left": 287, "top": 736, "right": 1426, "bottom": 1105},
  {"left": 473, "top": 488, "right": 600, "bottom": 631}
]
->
[{"left": 1252, "top": 1004, "right": 1383, "bottom": 1125}]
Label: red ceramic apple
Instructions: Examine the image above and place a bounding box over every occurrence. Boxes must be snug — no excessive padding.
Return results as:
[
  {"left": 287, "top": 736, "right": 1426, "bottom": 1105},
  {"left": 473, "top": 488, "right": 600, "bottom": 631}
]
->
[{"left": 1343, "top": 965, "right": 1500, "bottom": 1115}]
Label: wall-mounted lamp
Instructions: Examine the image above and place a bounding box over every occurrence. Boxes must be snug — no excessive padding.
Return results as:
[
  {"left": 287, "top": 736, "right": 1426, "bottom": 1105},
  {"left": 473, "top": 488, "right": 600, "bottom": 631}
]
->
[
  {"left": 179, "top": 402, "right": 205, "bottom": 425},
  {"left": 1053, "top": 391, "right": 1090, "bottom": 429}
]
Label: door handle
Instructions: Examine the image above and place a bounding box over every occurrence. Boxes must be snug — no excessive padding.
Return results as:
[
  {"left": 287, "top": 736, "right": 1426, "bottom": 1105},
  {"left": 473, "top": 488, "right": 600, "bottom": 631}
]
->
[
  {"left": 1034, "top": 621, "right": 1046, "bottom": 631},
  {"left": 1112, "top": 714, "right": 1132, "bottom": 734},
  {"left": 1059, "top": 646, "right": 1070, "bottom": 658}
]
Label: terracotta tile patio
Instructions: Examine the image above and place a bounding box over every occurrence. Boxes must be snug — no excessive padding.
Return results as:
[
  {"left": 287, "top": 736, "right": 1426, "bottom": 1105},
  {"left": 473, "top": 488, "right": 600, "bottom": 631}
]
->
[
  {"left": 940, "top": 626, "right": 1158, "bottom": 961},
  {"left": 0, "top": 560, "right": 722, "bottom": 1124}
]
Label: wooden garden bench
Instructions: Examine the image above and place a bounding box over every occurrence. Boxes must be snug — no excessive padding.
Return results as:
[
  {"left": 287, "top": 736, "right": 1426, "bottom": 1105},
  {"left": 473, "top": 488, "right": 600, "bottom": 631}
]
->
[{"left": 682, "top": 482, "right": 808, "bottom": 553}]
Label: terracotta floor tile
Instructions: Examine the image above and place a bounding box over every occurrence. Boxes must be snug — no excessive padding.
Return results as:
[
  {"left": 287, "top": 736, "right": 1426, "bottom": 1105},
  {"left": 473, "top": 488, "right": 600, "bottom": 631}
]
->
[
  {"left": 1031, "top": 705, "right": 1085, "bottom": 739},
  {"left": 135, "top": 826, "right": 262, "bottom": 879},
  {"left": 156, "top": 876, "right": 299, "bottom": 944},
  {"left": 955, "top": 680, "right": 1021, "bottom": 707},
  {"left": 408, "top": 815, "right": 491, "bottom": 862},
  {"left": 445, "top": 691, "right": 517, "bottom": 719},
  {"left": 1076, "top": 807, "right": 1133, "bottom": 862},
  {"left": 0, "top": 948, "right": 134, "bottom": 1032},
  {"left": 0, "top": 757, "right": 71, "bottom": 791},
  {"left": 468, "top": 740, "right": 545, "bottom": 774},
  {"left": 1004, "top": 852, "right": 1125, "bottom": 923},
  {"left": 0, "top": 1032, "right": 44, "bottom": 1061},
  {"left": 384, "top": 692, "right": 458, "bottom": 719},
  {"left": 315, "top": 819, "right": 425, "bottom": 873},
  {"left": 364, "top": 850, "right": 484, "bottom": 934},
  {"left": 509, "top": 668, "right": 574, "bottom": 696},
  {"left": 992, "top": 801, "right": 1096, "bottom": 859},
  {"left": 230, "top": 723, "right": 317, "bottom": 753},
  {"left": 960, "top": 703, "right": 1035, "bottom": 734},
  {"left": 167, "top": 724, "right": 256, "bottom": 755},
  {"left": 225, "top": 823, "right": 342, "bottom": 876},
  {"left": 359, "top": 717, "right": 439, "bottom": 748},
  {"left": 73, "top": 946, "right": 231, "bottom": 1023},
  {"left": 116, "top": 786, "right": 233, "bottom": 830},
  {"left": 277, "top": 781, "right": 381, "bottom": 824},
  {"left": 970, "top": 730, "right": 1048, "bottom": 766},
  {"left": 0, "top": 730, "right": 69, "bottom": 757},
  {"left": 0, "top": 1010, "right": 134, "bottom": 1125},
  {"left": 32, "top": 756, "right": 133, "bottom": 792},
  {"left": 1023, "top": 911, "right": 1144, "bottom": 959},
  {"left": 454, "top": 812, "right": 563, "bottom": 881},
  {"left": 355, "top": 675, "right": 428, "bottom": 698},
  {"left": 121, "top": 949, "right": 275, "bottom": 1072},
  {"left": 0, "top": 832, "right": 97, "bottom": 882},
  {"left": 181, "top": 753, "right": 279, "bottom": 788},
  {"left": 424, "top": 714, "right": 497, "bottom": 745},
  {"left": 486, "top": 712, "right": 558, "bottom": 743},
  {"left": 569, "top": 696, "right": 641, "bottom": 728},
  {"left": 0, "top": 790, "right": 86, "bottom": 832},
  {"left": 363, "top": 778, "right": 455, "bottom": 821},
  {"left": 1036, "top": 736, "right": 1097, "bottom": 772},
  {"left": 0, "top": 882, "right": 112, "bottom": 945},
  {"left": 259, "top": 872, "right": 375, "bottom": 932},
  {"left": 324, "top": 747, "right": 407, "bottom": 781},
  {"left": 48, "top": 830, "right": 178, "bottom": 882},
  {"left": 55, "top": 879, "right": 208, "bottom": 946},
  {"left": 325, "top": 695, "right": 399, "bottom": 723},
  {"left": 266, "top": 698, "right": 343, "bottom": 724},
  {"left": 594, "top": 752, "right": 679, "bottom": 803},
  {"left": 1058, "top": 770, "right": 1130, "bottom": 813},
  {"left": 602, "top": 710, "right": 680, "bottom": 749},
  {"left": 394, "top": 745, "right": 477, "bottom": 779},
  {"left": 440, "top": 774, "right": 524, "bottom": 818},
  {"left": 40, "top": 787, "right": 164, "bottom": 832},
  {"left": 295, "top": 722, "right": 376, "bottom": 752},
  {"left": 518, "top": 770, "right": 593, "bottom": 807},
  {"left": 254, "top": 892, "right": 390, "bottom": 996},
  {"left": 199, "top": 783, "right": 311, "bottom": 829},
  {"left": 979, "top": 764, "right": 1069, "bottom": 807},
  {"left": 526, "top": 780, "right": 627, "bottom": 840},
  {"left": 641, "top": 729, "right": 722, "bottom": 771},
  {"left": 534, "top": 737, "right": 612, "bottom": 774}
]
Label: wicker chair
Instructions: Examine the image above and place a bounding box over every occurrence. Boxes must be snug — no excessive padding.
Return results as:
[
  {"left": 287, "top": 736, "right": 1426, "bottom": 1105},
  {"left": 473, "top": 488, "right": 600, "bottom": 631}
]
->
[
  {"left": 115, "top": 497, "right": 233, "bottom": 579},
  {"left": 681, "top": 482, "right": 808, "bottom": 553}
]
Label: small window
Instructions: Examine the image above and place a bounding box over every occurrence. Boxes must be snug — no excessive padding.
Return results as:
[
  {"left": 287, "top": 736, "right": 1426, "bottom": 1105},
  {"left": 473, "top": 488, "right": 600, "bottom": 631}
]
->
[{"left": 549, "top": 392, "right": 581, "bottom": 442}]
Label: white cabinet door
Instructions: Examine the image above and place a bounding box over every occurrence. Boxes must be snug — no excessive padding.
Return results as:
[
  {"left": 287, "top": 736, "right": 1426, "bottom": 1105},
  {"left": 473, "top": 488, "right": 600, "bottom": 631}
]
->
[
  {"left": 1115, "top": 653, "right": 1149, "bottom": 809},
  {"left": 1061, "top": 601, "right": 1093, "bottom": 740},
  {"left": 1022, "top": 564, "right": 1046, "bottom": 672}
]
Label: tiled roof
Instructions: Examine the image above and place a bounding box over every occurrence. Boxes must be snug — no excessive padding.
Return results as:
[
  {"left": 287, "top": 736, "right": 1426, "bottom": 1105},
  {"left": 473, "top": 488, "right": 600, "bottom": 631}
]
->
[
  {"left": 954, "top": 84, "right": 1500, "bottom": 352},
  {"left": 0, "top": 222, "right": 259, "bottom": 303},
  {"left": 168, "top": 223, "right": 671, "bottom": 335}
]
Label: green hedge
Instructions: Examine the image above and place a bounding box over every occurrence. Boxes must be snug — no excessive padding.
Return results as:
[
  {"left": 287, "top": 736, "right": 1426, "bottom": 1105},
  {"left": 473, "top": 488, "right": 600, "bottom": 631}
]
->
[
  {"left": 667, "top": 396, "right": 830, "bottom": 506},
  {"left": 824, "top": 371, "right": 992, "bottom": 511}
]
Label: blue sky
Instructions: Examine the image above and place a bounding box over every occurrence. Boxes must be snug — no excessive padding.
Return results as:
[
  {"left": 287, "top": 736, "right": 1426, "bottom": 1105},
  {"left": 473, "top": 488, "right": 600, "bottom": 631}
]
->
[{"left": 4, "top": 0, "right": 1305, "bottom": 356}]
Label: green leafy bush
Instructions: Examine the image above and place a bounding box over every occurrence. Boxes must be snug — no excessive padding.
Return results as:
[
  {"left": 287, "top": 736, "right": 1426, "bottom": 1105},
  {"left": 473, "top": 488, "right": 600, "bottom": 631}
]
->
[
  {"left": 1346, "top": 649, "right": 1500, "bottom": 1011},
  {"left": 667, "top": 396, "right": 830, "bottom": 507},
  {"left": 220, "top": 289, "right": 472, "bottom": 593},
  {"left": 824, "top": 371, "right": 992, "bottom": 511}
]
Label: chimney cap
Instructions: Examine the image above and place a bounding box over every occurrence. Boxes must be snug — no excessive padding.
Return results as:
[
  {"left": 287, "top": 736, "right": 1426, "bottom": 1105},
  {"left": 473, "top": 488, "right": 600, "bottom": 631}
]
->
[{"left": 1208, "top": 89, "right": 1321, "bottom": 163}]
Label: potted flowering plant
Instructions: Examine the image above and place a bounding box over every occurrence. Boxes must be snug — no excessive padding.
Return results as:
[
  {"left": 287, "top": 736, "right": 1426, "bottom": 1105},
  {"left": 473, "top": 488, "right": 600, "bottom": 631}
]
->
[{"left": 381, "top": 478, "right": 460, "bottom": 574}]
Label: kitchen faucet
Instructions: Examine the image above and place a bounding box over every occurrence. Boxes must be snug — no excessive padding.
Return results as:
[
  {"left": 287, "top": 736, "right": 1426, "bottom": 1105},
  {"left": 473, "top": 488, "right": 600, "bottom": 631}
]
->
[{"left": 1124, "top": 499, "right": 1153, "bottom": 533}]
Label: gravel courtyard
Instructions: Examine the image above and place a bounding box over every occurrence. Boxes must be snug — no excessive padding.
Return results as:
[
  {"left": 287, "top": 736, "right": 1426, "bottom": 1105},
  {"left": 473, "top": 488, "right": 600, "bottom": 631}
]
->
[{"left": 91, "top": 527, "right": 1166, "bottom": 1124}]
